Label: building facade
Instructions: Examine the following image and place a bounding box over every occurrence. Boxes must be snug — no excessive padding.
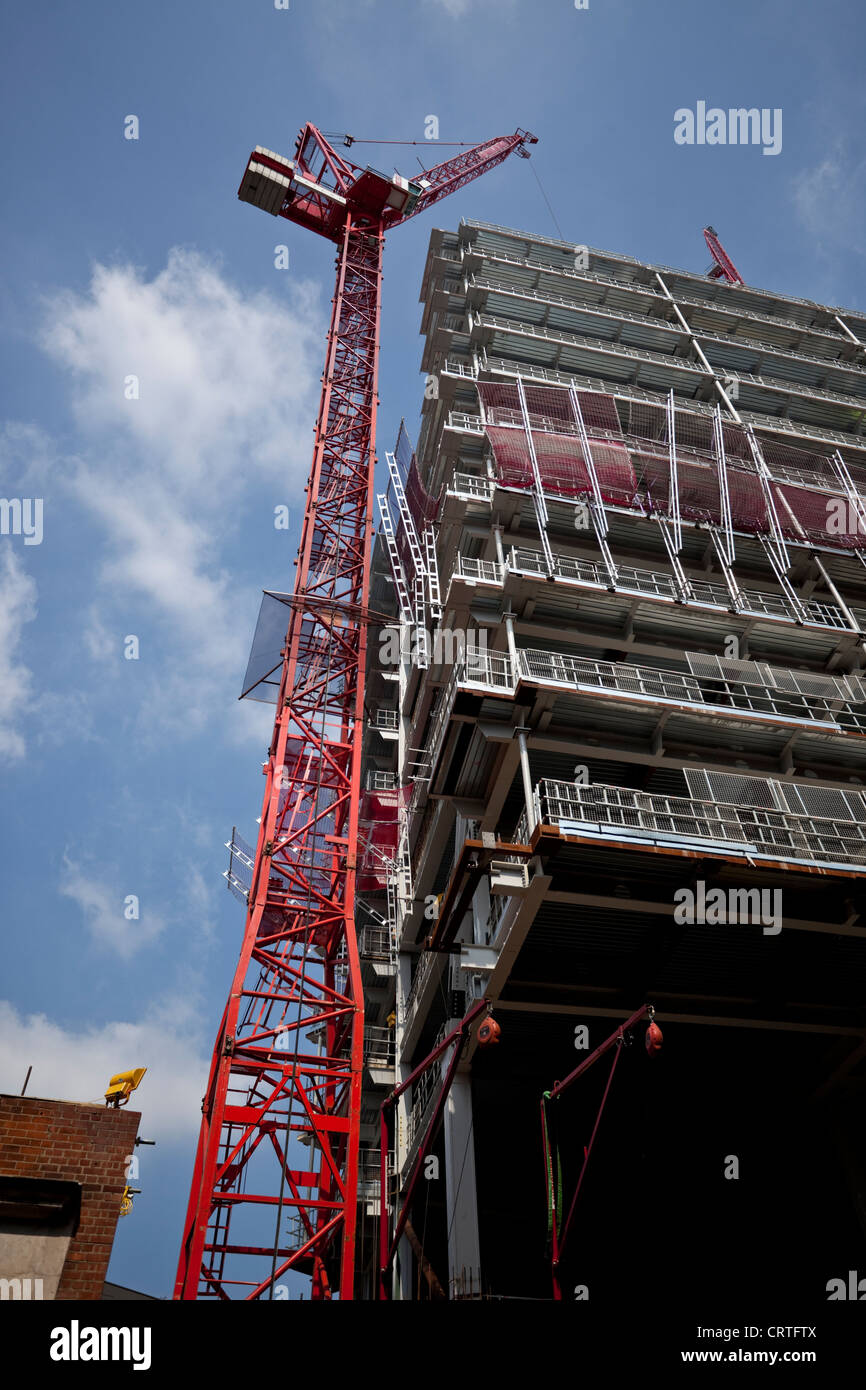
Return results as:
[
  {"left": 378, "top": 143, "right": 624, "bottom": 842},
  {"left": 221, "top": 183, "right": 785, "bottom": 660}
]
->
[
  {"left": 0, "top": 1095, "right": 141, "bottom": 1300},
  {"left": 357, "top": 221, "right": 866, "bottom": 1302}
]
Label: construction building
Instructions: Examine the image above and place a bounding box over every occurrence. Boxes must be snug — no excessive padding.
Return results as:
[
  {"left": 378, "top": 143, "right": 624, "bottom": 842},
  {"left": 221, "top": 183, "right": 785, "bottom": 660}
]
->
[
  {"left": 0, "top": 1093, "right": 142, "bottom": 1300},
  {"left": 357, "top": 219, "right": 866, "bottom": 1302}
]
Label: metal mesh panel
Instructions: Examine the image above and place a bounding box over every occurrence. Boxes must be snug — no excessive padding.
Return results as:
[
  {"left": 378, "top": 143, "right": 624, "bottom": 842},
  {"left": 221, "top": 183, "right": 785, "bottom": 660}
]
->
[
  {"left": 776, "top": 783, "right": 866, "bottom": 823},
  {"left": 767, "top": 667, "right": 845, "bottom": 699},
  {"left": 395, "top": 419, "right": 414, "bottom": 481},
  {"left": 686, "top": 653, "right": 766, "bottom": 685},
  {"left": 672, "top": 408, "right": 715, "bottom": 458},
  {"left": 682, "top": 768, "right": 779, "bottom": 810},
  {"left": 720, "top": 420, "right": 753, "bottom": 462},
  {"left": 631, "top": 453, "right": 670, "bottom": 514}
]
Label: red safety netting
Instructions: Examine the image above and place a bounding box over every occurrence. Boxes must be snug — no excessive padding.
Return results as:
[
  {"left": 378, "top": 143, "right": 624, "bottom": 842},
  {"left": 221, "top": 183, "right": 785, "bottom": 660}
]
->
[
  {"left": 396, "top": 525, "right": 416, "bottom": 584},
  {"left": 357, "top": 785, "right": 413, "bottom": 892},
  {"left": 761, "top": 437, "right": 837, "bottom": 488},
  {"left": 406, "top": 455, "right": 440, "bottom": 526},
  {"left": 775, "top": 482, "right": 866, "bottom": 550},
  {"left": 727, "top": 466, "right": 769, "bottom": 532},
  {"left": 576, "top": 390, "right": 622, "bottom": 434},
  {"left": 584, "top": 441, "right": 638, "bottom": 506},
  {"left": 477, "top": 380, "right": 865, "bottom": 550},
  {"left": 633, "top": 454, "right": 722, "bottom": 524},
  {"left": 486, "top": 427, "right": 638, "bottom": 506},
  {"left": 477, "top": 381, "right": 624, "bottom": 438},
  {"left": 477, "top": 380, "right": 522, "bottom": 427},
  {"left": 486, "top": 425, "right": 533, "bottom": 488}
]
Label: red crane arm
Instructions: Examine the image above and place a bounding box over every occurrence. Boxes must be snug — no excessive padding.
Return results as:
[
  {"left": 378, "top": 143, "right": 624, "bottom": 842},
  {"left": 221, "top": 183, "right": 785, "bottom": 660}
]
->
[
  {"left": 239, "top": 126, "right": 536, "bottom": 242},
  {"left": 385, "top": 129, "right": 537, "bottom": 227},
  {"left": 703, "top": 225, "right": 745, "bottom": 285}
]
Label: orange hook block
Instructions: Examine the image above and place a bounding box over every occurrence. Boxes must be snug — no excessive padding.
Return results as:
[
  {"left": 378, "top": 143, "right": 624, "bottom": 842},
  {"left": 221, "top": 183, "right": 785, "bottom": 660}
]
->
[
  {"left": 645, "top": 1020, "right": 663, "bottom": 1056},
  {"left": 477, "top": 1016, "right": 501, "bottom": 1048}
]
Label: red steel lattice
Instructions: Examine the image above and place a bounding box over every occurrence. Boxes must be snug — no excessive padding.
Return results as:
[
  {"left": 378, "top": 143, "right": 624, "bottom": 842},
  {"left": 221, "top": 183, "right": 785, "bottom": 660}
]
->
[{"left": 174, "top": 123, "right": 535, "bottom": 1301}]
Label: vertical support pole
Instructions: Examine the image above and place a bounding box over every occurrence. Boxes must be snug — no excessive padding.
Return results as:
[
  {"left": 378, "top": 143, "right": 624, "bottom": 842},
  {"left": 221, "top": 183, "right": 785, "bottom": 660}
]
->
[
  {"left": 515, "top": 726, "right": 536, "bottom": 836},
  {"left": 443, "top": 1074, "right": 481, "bottom": 1297},
  {"left": 667, "top": 388, "right": 682, "bottom": 555},
  {"left": 516, "top": 377, "right": 556, "bottom": 576},
  {"left": 713, "top": 403, "right": 736, "bottom": 564}
]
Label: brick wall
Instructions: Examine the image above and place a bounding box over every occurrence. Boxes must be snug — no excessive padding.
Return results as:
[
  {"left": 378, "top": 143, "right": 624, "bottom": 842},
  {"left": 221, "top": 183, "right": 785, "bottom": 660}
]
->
[{"left": 0, "top": 1095, "right": 140, "bottom": 1299}]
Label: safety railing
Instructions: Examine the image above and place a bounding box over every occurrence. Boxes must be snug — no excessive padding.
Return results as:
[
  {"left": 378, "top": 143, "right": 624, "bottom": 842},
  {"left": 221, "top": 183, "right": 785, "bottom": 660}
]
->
[
  {"left": 464, "top": 218, "right": 865, "bottom": 321},
  {"left": 447, "top": 470, "right": 494, "bottom": 500},
  {"left": 444, "top": 634, "right": 863, "bottom": 729},
  {"left": 505, "top": 544, "right": 853, "bottom": 632},
  {"left": 442, "top": 356, "right": 478, "bottom": 378},
  {"left": 357, "top": 1148, "right": 391, "bottom": 1202},
  {"left": 455, "top": 554, "right": 504, "bottom": 584},
  {"left": 364, "top": 1025, "right": 396, "bottom": 1071},
  {"left": 366, "top": 769, "right": 398, "bottom": 790},
  {"left": 407, "top": 1023, "right": 452, "bottom": 1150},
  {"left": 457, "top": 647, "right": 514, "bottom": 692},
  {"left": 370, "top": 708, "right": 399, "bottom": 731},
  {"left": 476, "top": 312, "right": 866, "bottom": 411},
  {"left": 403, "top": 949, "right": 442, "bottom": 1035},
  {"left": 469, "top": 272, "right": 866, "bottom": 391},
  {"left": 515, "top": 648, "right": 851, "bottom": 727},
  {"left": 445, "top": 411, "right": 485, "bottom": 434},
  {"left": 358, "top": 924, "right": 397, "bottom": 967},
  {"left": 524, "top": 779, "right": 866, "bottom": 870}
]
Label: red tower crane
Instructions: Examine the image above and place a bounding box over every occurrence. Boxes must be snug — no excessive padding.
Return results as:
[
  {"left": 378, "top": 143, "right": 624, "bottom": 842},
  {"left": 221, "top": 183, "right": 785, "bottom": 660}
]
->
[
  {"left": 174, "top": 123, "right": 537, "bottom": 1302},
  {"left": 703, "top": 224, "right": 745, "bottom": 285}
]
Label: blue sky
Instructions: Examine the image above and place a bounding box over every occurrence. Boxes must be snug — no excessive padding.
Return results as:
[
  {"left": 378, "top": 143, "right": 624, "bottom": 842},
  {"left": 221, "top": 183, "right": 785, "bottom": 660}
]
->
[{"left": 0, "top": 0, "right": 864, "bottom": 1298}]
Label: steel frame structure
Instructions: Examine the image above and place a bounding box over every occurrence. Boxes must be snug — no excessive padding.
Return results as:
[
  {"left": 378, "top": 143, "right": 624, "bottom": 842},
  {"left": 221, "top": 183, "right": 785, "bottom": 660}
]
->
[
  {"left": 541, "top": 1003, "right": 657, "bottom": 1300},
  {"left": 175, "top": 123, "right": 535, "bottom": 1301},
  {"left": 378, "top": 996, "right": 490, "bottom": 1299}
]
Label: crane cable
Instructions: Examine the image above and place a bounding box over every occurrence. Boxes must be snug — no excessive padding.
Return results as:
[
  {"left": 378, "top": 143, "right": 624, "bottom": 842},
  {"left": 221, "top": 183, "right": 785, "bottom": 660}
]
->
[
  {"left": 541, "top": 1093, "right": 563, "bottom": 1249},
  {"left": 323, "top": 132, "right": 487, "bottom": 147},
  {"left": 527, "top": 159, "right": 566, "bottom": 242}
]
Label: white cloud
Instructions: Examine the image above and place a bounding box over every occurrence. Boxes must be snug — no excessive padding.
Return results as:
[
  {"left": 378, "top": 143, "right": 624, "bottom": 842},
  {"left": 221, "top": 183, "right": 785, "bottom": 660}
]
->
[
  {"left": 82, "top": 604, "right": 116, "bottom": 662},
  {"left": 792, "top": 146, "right": 866, "bottom": 258},
  {"left": 37, "top": 250, "right": 324, "bottom": 729},
  {"left": 59, "top": 856, "right": 166, "bottom": 959},
  {"left": 0, "top": 998, "right": 210, "bottom": 1145},
  {"left": 41, "top": 249, "right": 322, "bottom": 488},
  {"left": 0, "top": 549, "right": 37, "bottom": 760}
]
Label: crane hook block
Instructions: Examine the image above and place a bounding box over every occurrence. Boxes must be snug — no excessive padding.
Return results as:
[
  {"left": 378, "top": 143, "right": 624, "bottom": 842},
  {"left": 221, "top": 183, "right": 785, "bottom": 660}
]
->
[
  {"left": 645, "top": 1020, "right": 663, "bottom": 1056},
  {"left": 477, "top": 1017, "right": 501, "bottom": 1048}
]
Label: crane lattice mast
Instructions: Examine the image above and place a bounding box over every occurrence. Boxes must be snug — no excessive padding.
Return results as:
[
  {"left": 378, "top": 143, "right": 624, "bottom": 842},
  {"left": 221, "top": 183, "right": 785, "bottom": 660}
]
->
[
  {"left": 174, "top": 123, "right": 536, "bottom": 1301},
  {"left": 703, "top": 224, "right": 745, "bottom": 285}
]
